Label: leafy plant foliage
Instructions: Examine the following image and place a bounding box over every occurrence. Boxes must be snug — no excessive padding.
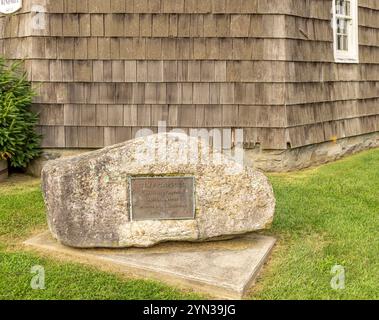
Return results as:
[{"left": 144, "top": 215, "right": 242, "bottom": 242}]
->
[{"left": 0, "top": 57, "right": 41, "bottom": 168}]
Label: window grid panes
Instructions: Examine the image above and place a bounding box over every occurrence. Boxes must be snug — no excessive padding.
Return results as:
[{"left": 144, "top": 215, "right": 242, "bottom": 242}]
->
[{"left": 335, "top": 0, "right": 352, "bottom": 52}]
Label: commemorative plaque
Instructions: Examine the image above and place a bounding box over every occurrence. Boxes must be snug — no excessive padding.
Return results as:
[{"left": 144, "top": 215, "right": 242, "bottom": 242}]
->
[{"left": 130, "top": 177, "right": 195, "bottom": 221}]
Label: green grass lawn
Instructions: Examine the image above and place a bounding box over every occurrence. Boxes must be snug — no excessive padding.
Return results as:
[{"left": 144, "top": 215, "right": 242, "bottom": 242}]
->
[{"left": 0, "top": 149, "right": 378, "bottom": 300}]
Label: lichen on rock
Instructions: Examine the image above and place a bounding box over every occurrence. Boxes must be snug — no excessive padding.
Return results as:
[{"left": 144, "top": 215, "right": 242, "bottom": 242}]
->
[{"left": 42, "top": 133, "right": 276, "bottom": 248}]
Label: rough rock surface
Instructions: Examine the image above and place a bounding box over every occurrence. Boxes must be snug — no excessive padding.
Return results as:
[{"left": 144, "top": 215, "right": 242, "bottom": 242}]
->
[{"left": 42, "top": 133, "right": 275, "bottom": 248}]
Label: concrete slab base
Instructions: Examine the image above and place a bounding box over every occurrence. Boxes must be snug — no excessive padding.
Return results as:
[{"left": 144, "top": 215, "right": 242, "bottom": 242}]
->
[{"left": 24, "top": 231, "right": 276, "bottom": 299}]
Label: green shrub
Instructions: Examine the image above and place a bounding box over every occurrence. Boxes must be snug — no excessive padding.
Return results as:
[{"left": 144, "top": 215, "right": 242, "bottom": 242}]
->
[{"left": 0, "top": 57, "right": 41, "bottom": 168}]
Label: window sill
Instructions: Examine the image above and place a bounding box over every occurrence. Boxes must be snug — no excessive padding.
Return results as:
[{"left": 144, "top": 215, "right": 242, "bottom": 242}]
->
[{"left": 334, "top": 57, "right": 360, "bottom": 64}]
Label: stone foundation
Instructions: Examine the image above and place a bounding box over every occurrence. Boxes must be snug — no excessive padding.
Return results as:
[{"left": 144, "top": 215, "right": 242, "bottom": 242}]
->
[
  {"left": 26, "top": 149, "right": 93, "bottom": 177},
  {"left": 0, "top": 160, "right": 8, "bottom": 182},
  {"left": 27, "top": 132, "right": 379, "bottom": 176},
  {"left": 245, "top": 132, "right": 379, "bottom": 172}
]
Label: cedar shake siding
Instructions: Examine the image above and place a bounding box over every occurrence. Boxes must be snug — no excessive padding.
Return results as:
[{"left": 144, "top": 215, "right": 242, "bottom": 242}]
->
[
  {"left": 283, "top": 0, "right": 379, "bottom": 148},
  {"left": 0, "top": 0, "right": 378, "bottom": 151}
]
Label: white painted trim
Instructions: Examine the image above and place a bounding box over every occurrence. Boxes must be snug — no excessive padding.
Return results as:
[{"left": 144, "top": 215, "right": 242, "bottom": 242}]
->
[{"left": 333, "top": 0, "right": 359, "bottom": 64}]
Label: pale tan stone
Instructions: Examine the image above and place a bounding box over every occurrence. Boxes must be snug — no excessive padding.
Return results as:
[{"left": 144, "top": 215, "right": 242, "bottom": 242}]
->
[{"left": 42, "top": 133, "right": 276, "bottom": 248}]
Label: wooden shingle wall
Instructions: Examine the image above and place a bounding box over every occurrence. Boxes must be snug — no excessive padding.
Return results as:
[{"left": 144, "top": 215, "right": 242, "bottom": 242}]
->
[
  {"left": 0, "top": 0, "right": 378, "bottom": 150},
  {"left": 283, "top": 0, "right": 379, "bottom": 148}
]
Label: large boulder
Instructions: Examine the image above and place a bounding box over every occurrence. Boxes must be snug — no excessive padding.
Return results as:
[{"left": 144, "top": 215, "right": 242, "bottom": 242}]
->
[{"left": 42, "top": 133, "right": 275, "bottom": 248}]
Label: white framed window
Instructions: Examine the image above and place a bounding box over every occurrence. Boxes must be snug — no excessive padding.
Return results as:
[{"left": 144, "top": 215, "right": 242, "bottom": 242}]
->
[{"left": 332, "top": 0, "right": 359, "bottom": 63}]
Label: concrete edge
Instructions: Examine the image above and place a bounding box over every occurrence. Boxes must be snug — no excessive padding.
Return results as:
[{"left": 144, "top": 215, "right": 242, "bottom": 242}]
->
[{"left": 24, "top": 231, "right": 277, "bottom": 300}]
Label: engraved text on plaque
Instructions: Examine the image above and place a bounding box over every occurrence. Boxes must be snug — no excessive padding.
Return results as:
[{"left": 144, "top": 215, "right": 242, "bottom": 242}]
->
[{"left": 130, "top": 177, "right": 195, "bottom": 221}]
